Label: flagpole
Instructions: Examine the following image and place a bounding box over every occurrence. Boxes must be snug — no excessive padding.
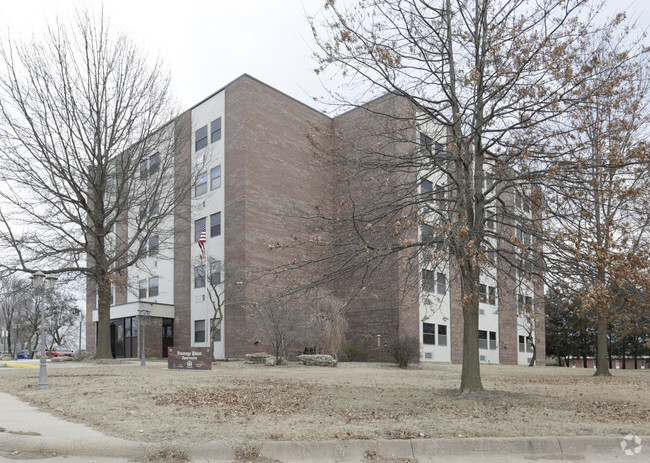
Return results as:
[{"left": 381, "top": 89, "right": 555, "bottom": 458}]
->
[
  {"left": 198, "top": 225, "right": 208, "bottom": 354},
  {"left": 204, "top": 232, "right": 210, "bottom": 357}
]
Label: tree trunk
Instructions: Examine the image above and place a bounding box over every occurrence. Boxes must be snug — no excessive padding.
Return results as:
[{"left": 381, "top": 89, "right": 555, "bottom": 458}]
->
[
  {"left": 459, "top": 264, "right": 483, "bottom": 392},
  {"left": 594, "top": 317, "right": 611, "bottom": 376},
  {"left": 529, "top": 342, "right": 537, "bottom": 367},
  {"left": 95, "top": 278, "right": 112, "bottom": 359}
]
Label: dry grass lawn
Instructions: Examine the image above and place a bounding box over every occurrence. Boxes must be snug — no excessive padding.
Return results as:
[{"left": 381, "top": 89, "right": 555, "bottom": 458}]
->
[{"left": 0, "top": 360, "right": 647, "bottom": 446}]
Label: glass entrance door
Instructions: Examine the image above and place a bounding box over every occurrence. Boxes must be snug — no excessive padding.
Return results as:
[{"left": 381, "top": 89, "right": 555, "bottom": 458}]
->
[{"left": 110, "top": 319, "right": 125, "bottom": 358}]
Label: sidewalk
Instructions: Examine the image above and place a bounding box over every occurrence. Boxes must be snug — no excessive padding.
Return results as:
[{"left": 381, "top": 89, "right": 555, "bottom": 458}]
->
[{"left": 0, "top": 391, "right": 646, "bottom": 462}]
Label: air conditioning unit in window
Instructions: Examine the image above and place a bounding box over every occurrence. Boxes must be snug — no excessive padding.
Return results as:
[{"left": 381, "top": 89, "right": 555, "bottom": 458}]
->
[{"left": 480, "top": 355, "right": 486, "bottom": 361}]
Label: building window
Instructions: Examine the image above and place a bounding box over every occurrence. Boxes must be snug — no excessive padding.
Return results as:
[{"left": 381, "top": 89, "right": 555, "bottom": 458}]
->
[
  {"left": 149, "top": 153, "right": 160, "bottom": 176},
  {"left": 138, "top": 279, "right": 147, "bottom": 299},
  {"left": 195, "top": 217, "right": 206, "bottom": 242},
  {"left": 195, "top": 126, "right": 208, "bottom": 151},
  {"left": 139, "top": 200, "right": 147, "bottom": 219},
  {"left": 485, "top": 173, "right": 495, "bottom": 190},
  {"left": 125, "top": 316, "right": 137, "bottom": 338},
  {"left": 195, "top": 172, "right": 208, "bottom": 197},
  {"left": 519, "top": 335, "right": 526, "bottom": 352},
  {"left": 423, "top": 323, "right": 435, "bottom": 345},
  {"left": 422, "top": 269, "right": 435, "bottom": 292},
  {"left": 194, "top": 265, "right": 205, "bottom": 288},
  {"left": 436, "top": 272, "right": 446, "bottom": 295},
  {"left": 420, "top": 133, "right": 433, "bottom": 152},
  {"left": 486, "top": 210, "right": 495, "bottom": 231},
  {"left": 209, "top": 260, "right": 221, "bottom": 285},
  {"left": 489, "top": 331, "right": 497, "bottom": 350},
  {"left": 525, "top": 296, "right": 533, "bottom": 313},
  {"left": 434, "top": 184, "right": 444, "bottom": 209},
  {"left": 194, "top": 320, "right": 206, "bottom": 343},
  {"left": 438, "top": 325, "right": 447, "bottom": 346},
  {"left": 211, "top": 118, "right": 221, "bottom": 143},
  {"left": 478, "top": 330, "right": 488, "bottom": 350},
  {"left": 147, "top": 200, "right": 159, "bottom": 217},
  {"left": 210, "top": 212, "right": 221, "bottom": 237},
  {"left": 140, "top": 160, "right": 148, "bottom": 180},
  {"left": 479, "top": 284, "right": 487, "bottom": 303},
  {"left": 139, "top": 199, "right": 158, "bottom": 219},
  {"left": 148, "top": 277, "right": 159, "bottom": 298},
  {"left": 526, "top": 336, "right": 534, "bottom": 352},
  {"left": 110, "top": 285, "right": 115, "bottom": 306},
  {"left": 517, "top": 256, "right": 533, "bottom": 280},
  {"left": 421, "top": 224, "right": 433, "bottom": 243},
  {"left": 163, "top": 319, "right": 173, "bottom": 339},
  {"left": 421, "top": 179, "right": 433, "bottom": 197},
  {"left": 516, "top": 223, "right": 531, "bottom": 246},
  {"left": 148, "top": 235, "right": 159, "bottom": 257},
  {"left": 488, "top": 286, "right": 496, "bottom": 305},
  {"left": 210, "top": 165, "right": 221, "bottom": 190},
  {"left": 213, "top": 324, "right": 221, "bottom": 342}
]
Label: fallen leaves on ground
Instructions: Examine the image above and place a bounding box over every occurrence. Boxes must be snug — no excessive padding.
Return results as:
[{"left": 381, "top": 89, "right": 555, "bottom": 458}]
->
[{"left": 154, "top": 379, "right": 308, "bottom": 419}]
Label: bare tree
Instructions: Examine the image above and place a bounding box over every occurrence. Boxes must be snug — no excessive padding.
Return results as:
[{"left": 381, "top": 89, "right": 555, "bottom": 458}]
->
[
  {"left": 544, "top": 22, "right": 650, "bottom": 376},
  {"left": 517, "top": 299, "right": 539, "bottom": 367},
  {"left": 205, "top": 259, "right": 225, "bottom": 362},
  {"left": 0, "top": 8, "right": 190, "bottom": 358},
  {"left": 0, "top": 275, "right": 30, "bottom": 356},
  {"left": 251, "top": 299, "right": 312, "bottom": 365},
  {"left": 44, "top": 291, "right": 81, "bottom": 353},
  {"left": 306, "top": 288, "right": 348, "bottom": 359},
  {"left": 287, "top": 0, "right": 634, "bottom": 392}
]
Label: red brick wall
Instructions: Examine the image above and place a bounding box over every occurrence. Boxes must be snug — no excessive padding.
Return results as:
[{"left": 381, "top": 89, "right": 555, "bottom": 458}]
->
[
  {"left": 138, "top": 316, "right": 163, "bottom": 358},
  {"left": 328, "top": 95, "right": 420, "bottom": 362},
  {"left": 223, "top": 75, "right": 334, "bottom": 358},
  {"left": 173, "top": 110, "right": 192, "bottom": 348}
]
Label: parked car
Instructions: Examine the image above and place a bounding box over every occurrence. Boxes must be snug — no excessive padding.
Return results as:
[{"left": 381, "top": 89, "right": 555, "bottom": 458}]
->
[
  {"left": 46, "top": 346, "right": 74, "bottom": 357},
  {"left": 16, "top": 349, "right": 30, "bottom": 359}
]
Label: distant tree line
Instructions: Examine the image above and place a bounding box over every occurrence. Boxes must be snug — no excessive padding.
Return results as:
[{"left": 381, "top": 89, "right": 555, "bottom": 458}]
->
[{"left": 546, "top": 291, "right": 649, "bottom": 368}]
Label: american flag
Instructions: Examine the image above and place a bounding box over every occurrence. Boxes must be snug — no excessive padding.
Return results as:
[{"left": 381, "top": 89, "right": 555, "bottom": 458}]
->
[{"left": 198, "top": 225, "right": 207, "bottom": 261}]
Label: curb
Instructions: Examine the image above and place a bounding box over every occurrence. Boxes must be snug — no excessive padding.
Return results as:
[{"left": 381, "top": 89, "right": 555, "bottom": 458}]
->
[
  {"left": 0, "top": 433, "right": 151, "bottom": 459},
  {"left": 0, "top": 362, "right": 39, "bottom": 369},
  {"left": 0, "top": 433, "right": 646, "bottom": 462}
]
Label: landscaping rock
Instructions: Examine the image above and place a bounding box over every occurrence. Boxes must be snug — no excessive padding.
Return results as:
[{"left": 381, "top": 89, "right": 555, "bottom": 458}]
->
[
  {"left": 297, "top": 354, "right": 337, "bottom": 367},
  {"left": 264, "top": 356, "right": 288, "bottom": 366},
  {"left": 245, "top": 352, "right": 272, "bottom": 364}
]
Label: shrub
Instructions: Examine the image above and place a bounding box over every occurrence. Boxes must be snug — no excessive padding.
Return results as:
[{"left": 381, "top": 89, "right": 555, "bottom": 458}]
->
[
  {"left": 387, "top": 336, "right": 420, "bottom": 368},
  {"left": 340, "top": 344, "right": 364, "bottom": 361}
]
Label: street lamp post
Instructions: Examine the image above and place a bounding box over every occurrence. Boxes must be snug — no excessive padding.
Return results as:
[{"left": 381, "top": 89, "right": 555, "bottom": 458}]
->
[
  {"left": 138, "top": 309, "right": 150, "bottom": 366},
  {"left": 33, "top": 271, "right": 58, "bottom": 390},
  {"left": 13, "top": 323, "right": 20, "bottom": 360}
]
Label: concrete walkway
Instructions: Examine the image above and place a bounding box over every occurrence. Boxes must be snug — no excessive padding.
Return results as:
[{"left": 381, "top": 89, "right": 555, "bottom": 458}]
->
[{"left": 0, "top": 391, "right": 646, "bottom": 462}]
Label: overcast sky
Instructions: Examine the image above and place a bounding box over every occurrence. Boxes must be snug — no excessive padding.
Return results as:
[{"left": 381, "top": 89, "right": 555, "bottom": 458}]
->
[{"left": 1, "top": 0, "right": 647, "bottom": 115}]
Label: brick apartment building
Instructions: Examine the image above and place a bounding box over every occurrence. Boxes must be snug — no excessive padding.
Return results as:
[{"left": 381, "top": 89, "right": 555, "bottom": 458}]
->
[{"left": 86, "top": 74, "right": 545, "bottom": 365}]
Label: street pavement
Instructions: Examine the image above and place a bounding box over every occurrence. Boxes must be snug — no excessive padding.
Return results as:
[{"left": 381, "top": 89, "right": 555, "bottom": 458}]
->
[{"left": 0, "top": 361, "right": 647, "bottom": 462}]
